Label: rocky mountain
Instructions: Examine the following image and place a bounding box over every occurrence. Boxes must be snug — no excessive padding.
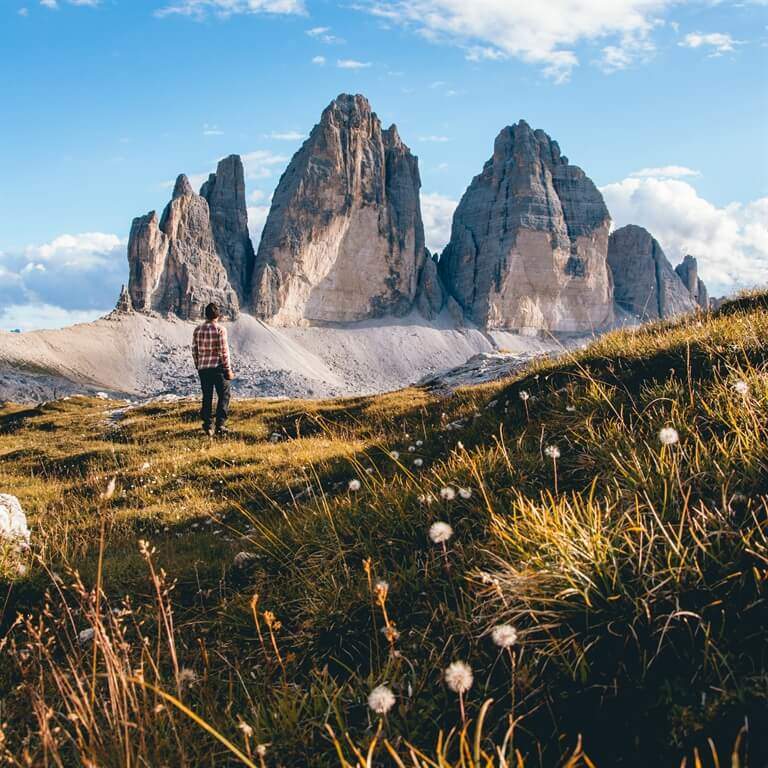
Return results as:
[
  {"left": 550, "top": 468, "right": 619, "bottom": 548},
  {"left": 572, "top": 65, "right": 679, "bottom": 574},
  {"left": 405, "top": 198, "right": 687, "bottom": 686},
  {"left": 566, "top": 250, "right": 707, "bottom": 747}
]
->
[
  {"left": 607, "top": 225, "right": 702, "bottom": 319},
  {"left": 675, "top": 254, "right": 709, "bottom": 310},
  {"left": 438, "top": 120, "right": 614, "bottom": 333},
  {"left": 128, "top": 175, "right": 240, "bottom": 319},
  {"left": 201, "top": 155, "right": 255, "bottom": 306},
  {"left": 250, "top": 93, "right": 427, "bottom": 325}
]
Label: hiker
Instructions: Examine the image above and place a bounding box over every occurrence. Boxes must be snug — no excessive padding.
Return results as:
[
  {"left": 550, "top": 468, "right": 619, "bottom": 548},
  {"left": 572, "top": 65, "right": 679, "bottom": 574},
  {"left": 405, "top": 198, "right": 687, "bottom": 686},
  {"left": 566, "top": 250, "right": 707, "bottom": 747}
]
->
[{"left": 192, "top": 303, "right": 234, "bottom": 436}]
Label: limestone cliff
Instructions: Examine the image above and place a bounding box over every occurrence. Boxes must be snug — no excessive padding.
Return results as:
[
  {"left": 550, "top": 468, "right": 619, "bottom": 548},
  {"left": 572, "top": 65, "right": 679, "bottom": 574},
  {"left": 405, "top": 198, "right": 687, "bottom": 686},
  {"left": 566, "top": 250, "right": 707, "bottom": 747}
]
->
[
  {"left": 438, "top": 121, "right": 614, "bottom": 333},
  {"left": 250, "top": 94, "right": 426, "bottom": 324}
]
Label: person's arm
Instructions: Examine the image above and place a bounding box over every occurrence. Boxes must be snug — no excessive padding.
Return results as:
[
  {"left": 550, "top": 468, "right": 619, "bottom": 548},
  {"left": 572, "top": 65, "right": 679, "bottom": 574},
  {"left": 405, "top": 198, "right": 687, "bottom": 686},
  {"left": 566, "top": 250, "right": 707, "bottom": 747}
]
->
[
  {"left": 192, "top": 327, "right": 200, "bottom": 369},
  {"left": 219, "top": 326, "right": 234, "bottom": 379}
]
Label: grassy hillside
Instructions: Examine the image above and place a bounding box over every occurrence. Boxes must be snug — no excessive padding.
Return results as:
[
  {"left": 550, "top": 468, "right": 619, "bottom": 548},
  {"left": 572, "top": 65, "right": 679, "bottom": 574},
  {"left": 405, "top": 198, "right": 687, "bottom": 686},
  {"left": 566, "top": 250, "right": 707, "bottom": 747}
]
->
[{"left": 2, "top": 293, "right": 768, "bottom": 767}]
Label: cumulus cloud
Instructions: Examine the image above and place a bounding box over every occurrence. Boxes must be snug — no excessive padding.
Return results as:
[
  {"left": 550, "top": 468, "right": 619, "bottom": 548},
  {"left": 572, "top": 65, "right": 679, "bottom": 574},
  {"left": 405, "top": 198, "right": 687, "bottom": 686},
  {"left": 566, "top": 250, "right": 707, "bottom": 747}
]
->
[
  {"left": 356, "top": 0, "right": 676, "bottom": 82},
  {"left": 600, "top": 176, "right": 768, "bottom": 296},
  {"left": 247, "top": 205, "right": 271, "bottom": 247},
  {"left": 630, "top": 165, "right": 701, "bottom": 179},
  {"left": 337, "top": 58, "right": 371, "bottom": 69},
  {"left": 312, "top": 55, "right": 327, "bottom": 65},
  {"left": 679, "top": 32, "right": 740, "bottom": 55},
  {"left": 421, "top": 192, "right": 457, "bottom": 254},
  {"left": 155, "top": 0, "right": 306, "bottom": 19},
  {"left": 241, "top": 150, "right": 289, "bottom": 180},
  {"left": 0, "top": 233, "right": 126, "bottom": 319}
]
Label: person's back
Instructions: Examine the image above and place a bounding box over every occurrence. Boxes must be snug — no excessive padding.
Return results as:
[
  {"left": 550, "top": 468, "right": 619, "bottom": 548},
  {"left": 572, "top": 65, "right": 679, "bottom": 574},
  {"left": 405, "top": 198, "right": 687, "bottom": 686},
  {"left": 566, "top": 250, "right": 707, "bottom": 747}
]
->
[{"left": 192, "top": 303, "right": 234, "bottom": 436}]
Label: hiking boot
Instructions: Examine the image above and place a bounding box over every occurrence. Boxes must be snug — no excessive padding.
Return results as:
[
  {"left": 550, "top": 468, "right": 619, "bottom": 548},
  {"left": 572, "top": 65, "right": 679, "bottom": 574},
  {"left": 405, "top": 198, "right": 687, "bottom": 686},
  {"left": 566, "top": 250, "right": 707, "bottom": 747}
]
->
[
  {"left": 215, "top": 425, "right": 229, "bottom": 437},
  {"left": 203, "top": 425, "right": 215, "bottom": 437}
]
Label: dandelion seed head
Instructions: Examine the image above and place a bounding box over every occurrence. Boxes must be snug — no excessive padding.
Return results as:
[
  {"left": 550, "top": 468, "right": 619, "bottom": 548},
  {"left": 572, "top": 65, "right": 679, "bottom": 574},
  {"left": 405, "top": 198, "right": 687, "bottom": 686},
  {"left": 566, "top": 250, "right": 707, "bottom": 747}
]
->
[
  {"left": 458, "top": 487, "right": 472, "bottom": 499},
  {"left": 659, "top": 427, "right": 679, "bottom": 446},
  {"left": 544, "top": 445, "right": 560, "bottom": 459},
  {"left": 390, "top": 451, "right": 400, "bottom": 460},
  {"left": 491, "top": 624, "right": 518, "bottom": 648},
  {"left": 368, "top": 684, "right": 396, "bottom": 715},
  {"left": 440, "top": 486, "right": 456, "bottom": 501},
  {"left": 519, "top": 390, "right": 530, "bottom": 401},
  {"left": 413, "top": 458, "right": 424, "bottom": 467},
  {"left": 408, "top": 445, "right": 416, "bottom": 452},
  {"left": 178, "top": 668, "right": 199, "bottom": 688},
  {"left": 429, "top": 521, "right": 453, "bottom": 544},
  {"left": 348, "top": 479, "right": 361, "bottom": 492},
  {"left": 444, "top": 661, "right": 473, "bottom": 694},
  {"left": 375, "top": 580, "right": 389, "bottom": 600},
  {"left": 256, "top": 744, "right": 268, "bottom": 757},
  {"left": 416, "top": 440, "right": 424, "bottom": 447},
  {"left": 733, "top": 380, "right": 749, "bottom": 396},
  {"left": 238, "top": 721, "right": 254, "bottom": 738}
]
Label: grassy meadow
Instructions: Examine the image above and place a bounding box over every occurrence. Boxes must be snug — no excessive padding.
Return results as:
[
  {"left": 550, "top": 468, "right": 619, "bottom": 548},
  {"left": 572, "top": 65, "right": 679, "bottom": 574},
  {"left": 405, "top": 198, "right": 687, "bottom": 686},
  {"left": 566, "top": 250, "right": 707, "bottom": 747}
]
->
[{"left": 1, "top": 293, "right": 768, "bottom": 767}]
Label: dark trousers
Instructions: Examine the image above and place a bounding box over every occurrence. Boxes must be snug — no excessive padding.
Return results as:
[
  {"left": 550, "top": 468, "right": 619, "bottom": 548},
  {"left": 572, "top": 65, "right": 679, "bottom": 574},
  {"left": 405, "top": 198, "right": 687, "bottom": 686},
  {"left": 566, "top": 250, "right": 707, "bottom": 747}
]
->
[{"left": 199, "top": 367, "right": 230, "bottom": 429}]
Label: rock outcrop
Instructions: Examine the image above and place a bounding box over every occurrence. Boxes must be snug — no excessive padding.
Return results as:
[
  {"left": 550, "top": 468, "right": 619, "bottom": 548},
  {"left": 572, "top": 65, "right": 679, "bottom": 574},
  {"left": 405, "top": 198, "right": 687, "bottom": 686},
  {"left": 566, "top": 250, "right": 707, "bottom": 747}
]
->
[
  {"left": 127, "top": 174, "right": 240, "bottom": 320},
  {"left": 608, "top": 225, "right": 697, "bottom": 319},
  {"left": 675, "top": 254, "right": 709, "bottom": 310},
  {"left": 250, "top": 94, "right": 426, "bottom": 324},
  {"left": 201, "top": 155, "right": 255, "bottom": 306},
  {"left": 438, "top": 120, "right": 614, "bottom": 333},
  {"left": 114, "top": 284, "right": 133, "bottom": 313}
]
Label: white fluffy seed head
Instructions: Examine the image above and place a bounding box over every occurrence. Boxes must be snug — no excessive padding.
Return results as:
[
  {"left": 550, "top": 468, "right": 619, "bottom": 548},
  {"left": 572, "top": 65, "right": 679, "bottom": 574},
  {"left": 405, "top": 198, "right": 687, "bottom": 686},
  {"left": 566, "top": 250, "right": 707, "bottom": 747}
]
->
[
  {"left": 659, "top": 427, "right": 679, "bottom": 446},
  {"left": 733, "top": 380, "right": 749, "bottom": 396},
  {"left": 429, "top": 521, "right": 453, "bottom": 544},
  {"left": 544, "top": 445, "right": 560, "bottom": 459},
  {"left": 368, "top": 684, "right": 396, "bottom": 715},
  {"left": 348, "top": 479, "right": 361, "bottom": 492},
  {"left": 78, "top": 628, "right": 95, "bottom": 645},
  {"left": 440, "top": 486, "right": 456, "bottom": 501},
  {"left": 178, "top": 667, "right": 199, "bottom": 688},
  {"left": 390, "top": 451, "right": 400, "bottom": 460},
  {"left": 416, "top": 440, "right": 423, "bottom": 447},
  {"left": 413, "top": 458, "right": 424, "bottom": 467},
  {"left": 444, "top": 661, "right": 473, "bottom": 694},
  {"left": 491, "top": 624, "right": 518, "bottom": 648},
  {"left": 519, "top": 390, "right": 529, "bottom": 401},
  {"left": 458, "top": 487, "right": 472, "bottom": 499}
]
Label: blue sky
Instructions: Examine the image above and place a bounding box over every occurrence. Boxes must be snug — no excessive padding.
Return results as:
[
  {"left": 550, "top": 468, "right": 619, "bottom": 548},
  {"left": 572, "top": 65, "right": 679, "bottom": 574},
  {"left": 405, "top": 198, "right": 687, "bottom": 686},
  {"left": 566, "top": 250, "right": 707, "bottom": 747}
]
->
[{"left": 1, "top": 0, "right": 766, "bottom": 329}]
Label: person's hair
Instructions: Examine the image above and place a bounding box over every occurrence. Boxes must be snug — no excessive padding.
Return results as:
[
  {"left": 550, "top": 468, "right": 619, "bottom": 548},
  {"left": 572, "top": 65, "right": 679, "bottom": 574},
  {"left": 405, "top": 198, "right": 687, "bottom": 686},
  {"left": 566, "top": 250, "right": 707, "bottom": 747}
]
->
[{"left": 204, "top": 303, "right": 220, "bottom": 321}]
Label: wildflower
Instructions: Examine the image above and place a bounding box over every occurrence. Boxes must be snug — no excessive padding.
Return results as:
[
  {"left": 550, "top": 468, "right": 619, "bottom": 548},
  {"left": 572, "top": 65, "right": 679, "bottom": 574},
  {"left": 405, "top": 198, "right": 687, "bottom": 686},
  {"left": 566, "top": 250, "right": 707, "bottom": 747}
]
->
[
  {"left": 440, "top": 486, "right": 456, "bottom": 501},
  {"left": 238, "top": 721, "right": 254, "bottom": 738},
  {"left": 365, "top": 467, "right": 374, "bottom": 475},
  {"left": 408, "top": 445, "right": 416, "bottom": 452},
  {"left": 381, "top": 625, "right": 400, "bottom": 642},
  {"left": 368, "top": 684, "right": 396, "bottom": 715},
  {"left": 458, "top": 487, "right": 472, "bottom": 499},
  {"left": 78, "top": 628, "right": 95, "bottom": 645},
  {"left": 417, "top": 493, "right": 435, "bottom": 506},
  {"left": 733, "top": 380, "right": 749, "bottom": 396},
  {"left": 519, "top": 390, "right": 530, "bottom": 401},
  {"left": 140, "top": 461, "right": 151, "bottom": 471},
  {"left": 178, "top": 668, "right": 199, "bottom": 688},
  {"left": 390, "top": 451, "right": 400, "bottom": 460},
  {"left": 445, "top": 661, "right": 473, "bottom": 694},
  {"left": 491, "top": 624, "right": 518, "bottom": 649},
  {"left": 544, "top": 445, "right": 560, "bottom": 459},
  {"left": 659, "top": 427, "right": 679, "bottom": 446},
  {"left": 429, "top": 522, "right": 454, "bottom": 544},
  {"left": 413, "top": 458, "right": 424, "bottom": 467},
  {"left": 374, "top": 580, "right": 389, "bottom": 601},
  {"left": 348, "top": 479, "right": 361, "bottom": 492},
  {"left": 416, "top": 440, "right": 424, "bottom": 447},
  {"left": 256, "top": 744, "right": 268, "bottom": 758}
]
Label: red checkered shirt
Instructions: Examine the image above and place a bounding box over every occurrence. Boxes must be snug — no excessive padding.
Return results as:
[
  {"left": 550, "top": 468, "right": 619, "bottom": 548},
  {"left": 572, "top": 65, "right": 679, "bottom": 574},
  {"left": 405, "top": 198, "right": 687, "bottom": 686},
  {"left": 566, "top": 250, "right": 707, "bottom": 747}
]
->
[{"left": 192, "top": 321, "right": 232, "bottom": 373}]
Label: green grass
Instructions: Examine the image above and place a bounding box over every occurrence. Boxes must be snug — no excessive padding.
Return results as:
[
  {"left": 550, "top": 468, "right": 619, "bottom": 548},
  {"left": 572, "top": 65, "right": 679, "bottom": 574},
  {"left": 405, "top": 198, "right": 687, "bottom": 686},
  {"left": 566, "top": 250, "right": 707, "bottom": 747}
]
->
[{"left": 1, "top": 292, "right": 768, "bottom": 766}]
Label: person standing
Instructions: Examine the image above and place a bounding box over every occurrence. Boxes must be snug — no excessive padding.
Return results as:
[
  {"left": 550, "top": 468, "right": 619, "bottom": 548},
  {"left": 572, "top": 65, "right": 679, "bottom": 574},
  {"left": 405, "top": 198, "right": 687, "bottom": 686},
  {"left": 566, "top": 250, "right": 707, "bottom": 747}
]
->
[{"left": 192, "top": 303, "right": 234, "bottom": 436}]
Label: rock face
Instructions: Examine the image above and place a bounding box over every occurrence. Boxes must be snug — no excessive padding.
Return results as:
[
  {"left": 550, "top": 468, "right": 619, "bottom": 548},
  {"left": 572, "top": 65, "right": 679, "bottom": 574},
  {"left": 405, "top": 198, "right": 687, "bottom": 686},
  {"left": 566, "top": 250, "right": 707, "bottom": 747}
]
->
[
  {"left": 438, "top": 121, "right": 614, "bottom": 333},
  {"left": 250, "top": 94, "right": 426, "bottom": 325},
  {"left": 201, "top": 155, "right": 255, "bottom": 306},
  {"left": 114, "top": 284, "right": 133, "bottom": 313},
  {"left": 608, "top": 225, "right": 697, "bottom": 319},
  {"left": 127, "top": 174, "right": 240, "bottom": 320},
  {"left": 675, "top": 254, "right": 709, "bottom": 310}
]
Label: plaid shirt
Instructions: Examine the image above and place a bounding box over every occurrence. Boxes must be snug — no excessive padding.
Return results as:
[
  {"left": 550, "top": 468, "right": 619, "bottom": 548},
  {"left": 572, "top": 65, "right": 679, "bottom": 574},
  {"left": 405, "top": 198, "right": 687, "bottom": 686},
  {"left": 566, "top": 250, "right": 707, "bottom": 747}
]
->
[{"left": 192, "top": 321, "right": 232, "bottom": 373}]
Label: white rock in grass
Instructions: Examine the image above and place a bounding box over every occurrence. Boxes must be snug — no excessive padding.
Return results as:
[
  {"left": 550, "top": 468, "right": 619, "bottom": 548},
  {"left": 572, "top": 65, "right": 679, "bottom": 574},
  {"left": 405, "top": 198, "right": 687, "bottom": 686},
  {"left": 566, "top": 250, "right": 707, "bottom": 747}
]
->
[{"left": 0, "top": 495, "right": 30, "bottom": 548}]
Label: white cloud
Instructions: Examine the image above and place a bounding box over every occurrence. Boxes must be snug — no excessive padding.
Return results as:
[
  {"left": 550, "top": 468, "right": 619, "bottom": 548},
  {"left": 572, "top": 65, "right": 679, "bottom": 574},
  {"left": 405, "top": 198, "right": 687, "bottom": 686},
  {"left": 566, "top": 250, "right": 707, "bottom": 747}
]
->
[
  {"left": 0, "top": 233, "right": 126, "bottom": 316},
  {"left": 421, "top": 192, "right": 457, "bottom": 254},
  {"left": 679, "top": 32, "right": 740, "bottom": 55},
  {"left": 18, "top": 7, "right": 29, "bottom": 15},
  {"left": 312, "top": 55, "right": 327, "bottom": 65},
  {"left": 203, "top": 123, "right": 224, "bottom": 136},
  {"left": 40, "top": 0, "right": 58, "bottom": 7},
  {"left": 247, "top": 205, "right": 271, "bottom": 246},
  {"left": 268, "top": 130, "right": 304, "bottom": 140},
  {"left": 630, "top": 165, "right": 701, "bottom": 179},
  {"left": 155, "top": 0, "right": 306, "bottom": 19},
  {"left": 418, "top": 135, "right": 450, "bottom": 142},
  {"left": 241, "top": 150, "right": 289, "bottom": 180},
  {"left": 248, "top": 189, "right": 266, "bottom": 202},
  {"left": 306, "top": 25, "right": 345, "bottom": 44},
  {"left": 39, "top": 0, "right": 101, "bottom": 7},
  {"left": 356, "top": 0, "right": 680, "bottom": 83},
  {"left": 336, "top": 58, "right": 372, "bottom": 69},
  {"left": 600, "top": 175, "right": 768, "bottom": 296},
  {"left": 0, "top": 304, "right": 109, "bottom": 332}
]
